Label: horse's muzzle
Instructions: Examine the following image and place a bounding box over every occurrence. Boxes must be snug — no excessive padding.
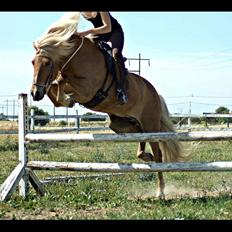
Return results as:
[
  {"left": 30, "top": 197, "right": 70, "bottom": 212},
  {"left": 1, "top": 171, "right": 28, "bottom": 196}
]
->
[{"left": 31, "top": 85, "right": 45, "bottom": 101}]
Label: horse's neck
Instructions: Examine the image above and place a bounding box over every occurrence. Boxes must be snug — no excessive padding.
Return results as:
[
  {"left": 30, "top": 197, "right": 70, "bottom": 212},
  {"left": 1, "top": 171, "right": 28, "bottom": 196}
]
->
[{"left": 63, "top": 38, "right": 108, "bottom": 103}]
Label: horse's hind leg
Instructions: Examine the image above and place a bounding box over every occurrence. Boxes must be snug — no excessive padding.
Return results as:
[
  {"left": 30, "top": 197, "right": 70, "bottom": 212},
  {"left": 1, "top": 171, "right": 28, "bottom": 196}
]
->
[
  {"left": 109, "top": 115, "right": 154, "bottom": 162},
  {"left": 109, "top": 115, "right": 153, "bottom": 161},
  {"left": 137, "top": 138, "right": 165, "bottom": 197},
  {"left": 149, "top": 142, "right": 165, "bottom": 198},
  {"left": 136, "top": 114, "right": 165, "bottom": 197}
]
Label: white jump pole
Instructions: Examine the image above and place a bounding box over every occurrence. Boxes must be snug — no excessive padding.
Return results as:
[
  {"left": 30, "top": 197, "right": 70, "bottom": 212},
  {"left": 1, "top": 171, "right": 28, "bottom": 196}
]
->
[
  {"left": 18, "top": 93, "right": 30, "bottom": 198},
  {"left": 27, "top": 161, "right": 232, "bottom": 172},
  {"left": 25, "top": 130, "right": 232, "bottom": 142}
]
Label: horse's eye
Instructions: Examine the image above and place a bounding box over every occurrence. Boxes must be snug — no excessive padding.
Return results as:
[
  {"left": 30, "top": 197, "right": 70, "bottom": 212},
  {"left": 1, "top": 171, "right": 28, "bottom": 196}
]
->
[
  {"left": 44, "top": 60, "right": 51, "bottom": 66},
  {"left": 31, "top": 60, "right": 35, "bottom": 65}
]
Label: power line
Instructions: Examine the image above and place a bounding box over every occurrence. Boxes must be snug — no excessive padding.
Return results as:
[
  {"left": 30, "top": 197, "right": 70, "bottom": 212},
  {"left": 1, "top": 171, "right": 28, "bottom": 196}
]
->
[
  {"left": 159, "top": 48, "right": 232, "bottom": 70},
  {"left": 191, "top": 101, "right": 232, "bottom": 107},
  {"left": 166, "top": 95, "right": 232, "bottom": 99},
  {"left": 193, "top": 96, "right": 232, "bottom": 99},
  {"left": 168, "top": 102, "right": 188, "bottom": 105},
  {"left": 167, "top": 96, "right": 193, "bottom": 98},
  {"left": 173, "top": 47, "right": 232, "bottom": 66}
]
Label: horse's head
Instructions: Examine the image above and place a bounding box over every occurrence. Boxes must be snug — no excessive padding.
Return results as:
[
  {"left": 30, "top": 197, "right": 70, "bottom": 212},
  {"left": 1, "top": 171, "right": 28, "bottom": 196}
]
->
[
  {"left": 30, "top": 12, "right": 81, "bottom": 101},
  {"left": 31, "top": 43, "right": 55, "bottom": 101}
]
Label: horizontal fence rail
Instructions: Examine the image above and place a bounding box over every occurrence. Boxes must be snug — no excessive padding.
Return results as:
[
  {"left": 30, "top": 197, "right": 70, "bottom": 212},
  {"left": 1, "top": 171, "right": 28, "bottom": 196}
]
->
[
  {"left": 2, "top": 126, "right": 232, "bottom": 136},
  {"left": 30, "top": 114, "right": 108, "bottom": 120},
  {"left": 28, "top": 161, "right": 232, "bottom": 172},
  {"left": 172, "top": 113, "right": 232, "bottom": 118},
  {"left": 2, "top": 113, "right": 232, "bottom": 121},
  {"left": 1, "top": 112, "right": 232, "bottom": 135},
  {"left": 0, "top": 130, "right": 18, "bottom": 135},
  {"left": 25, "top": 131, "right": 232, "bottom": 143}
]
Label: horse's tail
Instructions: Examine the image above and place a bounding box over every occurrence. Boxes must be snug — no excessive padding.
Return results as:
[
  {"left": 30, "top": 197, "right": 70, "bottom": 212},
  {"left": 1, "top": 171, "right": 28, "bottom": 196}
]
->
[{"left": 158, "top": 95, "right": 189, "bottom": 162}]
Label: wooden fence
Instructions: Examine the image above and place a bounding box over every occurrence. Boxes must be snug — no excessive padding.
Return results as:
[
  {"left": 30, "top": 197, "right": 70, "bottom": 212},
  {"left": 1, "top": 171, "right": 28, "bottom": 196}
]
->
[
  {"left": 0, "top": 93, "right": 232, "bottom": 201},
  {"left": 1, "top": 108, "right": 232, "bottom": 135}
]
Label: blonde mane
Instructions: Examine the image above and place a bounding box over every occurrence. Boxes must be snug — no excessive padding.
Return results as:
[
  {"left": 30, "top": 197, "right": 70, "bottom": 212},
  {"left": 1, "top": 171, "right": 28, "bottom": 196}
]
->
[{"left": 34, "top": 12, "right": 81, "bottom": 61}]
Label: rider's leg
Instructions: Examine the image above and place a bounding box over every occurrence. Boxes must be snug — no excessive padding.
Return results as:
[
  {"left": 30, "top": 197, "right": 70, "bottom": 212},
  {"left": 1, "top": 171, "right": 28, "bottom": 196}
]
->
[
  {"left": 112, "top": 48, "right": 128, "bottom": 104},
  {"left": 107, "top": 29, "right": 128, "bottom": 104}
]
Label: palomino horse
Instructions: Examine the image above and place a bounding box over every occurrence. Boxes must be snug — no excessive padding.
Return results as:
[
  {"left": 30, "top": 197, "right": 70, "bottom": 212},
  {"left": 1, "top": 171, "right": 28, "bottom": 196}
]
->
[{"left": 30, "top": 12, "right": 187, "bottom": 197}]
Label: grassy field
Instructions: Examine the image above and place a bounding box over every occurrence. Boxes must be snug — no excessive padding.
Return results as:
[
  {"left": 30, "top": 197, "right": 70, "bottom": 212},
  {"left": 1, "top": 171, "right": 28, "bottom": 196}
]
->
[{"left": 0, "top": 133, "right": 232, "bottom": 220}]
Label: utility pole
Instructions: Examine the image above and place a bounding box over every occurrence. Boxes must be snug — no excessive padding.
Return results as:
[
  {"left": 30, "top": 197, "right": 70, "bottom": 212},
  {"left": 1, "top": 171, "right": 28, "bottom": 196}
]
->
[
  {"left": 188, "top": 101, "right": 191, "bottom": 130},
  {"left": 5, "top": 99, "right": 8, "bottom": 118},
  {"left": 127, "top": 53, "right": 150, "bottom": 76},
  {"left": 13, "top": 100, "right": 16, "bottom": 121},
  {"left": 188, "top": 94, "right": 193, "bottom": 130}
]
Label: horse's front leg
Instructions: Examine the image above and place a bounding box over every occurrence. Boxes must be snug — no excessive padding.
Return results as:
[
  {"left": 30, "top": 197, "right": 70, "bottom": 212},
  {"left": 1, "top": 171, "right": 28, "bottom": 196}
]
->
[
  {"left": 47, "top": 82, "right": 74, "bottom": 108},
  {"left": 52, "top": 79, "right": 75, "bottom": 108},
  {"left": 136, "top": 142, "right": 154, "bottom": 161},
  {"left": 46, "top": 84, "right": 63, "bottom": 107}
]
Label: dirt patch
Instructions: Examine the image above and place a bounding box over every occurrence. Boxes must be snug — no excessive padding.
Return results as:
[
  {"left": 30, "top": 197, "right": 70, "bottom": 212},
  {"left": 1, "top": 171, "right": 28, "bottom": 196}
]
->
[
  {"left": 163, "top": 184, "right": 232, "bottom": 199},
  {"left": 128, "top": 182, "right": 232, "bottom": 200}
]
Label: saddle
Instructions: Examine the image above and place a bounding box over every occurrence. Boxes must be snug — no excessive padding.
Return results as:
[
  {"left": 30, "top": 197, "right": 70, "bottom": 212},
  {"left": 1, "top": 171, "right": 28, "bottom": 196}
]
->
[{"left": 97, "top": 41, "right": 127, "bottom": 74}]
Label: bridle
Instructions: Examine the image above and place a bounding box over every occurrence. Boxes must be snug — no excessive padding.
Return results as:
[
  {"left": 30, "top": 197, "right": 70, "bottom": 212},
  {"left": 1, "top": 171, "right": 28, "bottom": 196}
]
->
[
  {"left": 33, "top": 37, "right": 84, "bottom": 93},
  {"left": 32, "top": 49, "right": 54, "bottom": 92}
]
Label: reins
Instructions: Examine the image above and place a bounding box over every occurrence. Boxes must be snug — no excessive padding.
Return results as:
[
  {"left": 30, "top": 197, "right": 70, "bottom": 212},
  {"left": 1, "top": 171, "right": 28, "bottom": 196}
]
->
[{"left": 60, "top": 37, "right": 84, "bottom": 72}]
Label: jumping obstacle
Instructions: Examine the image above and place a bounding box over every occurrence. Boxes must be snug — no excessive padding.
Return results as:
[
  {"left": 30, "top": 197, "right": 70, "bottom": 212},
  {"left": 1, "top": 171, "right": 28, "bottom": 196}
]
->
[{"left": 1, "top": 93, "right": 232, "bottom": 201}]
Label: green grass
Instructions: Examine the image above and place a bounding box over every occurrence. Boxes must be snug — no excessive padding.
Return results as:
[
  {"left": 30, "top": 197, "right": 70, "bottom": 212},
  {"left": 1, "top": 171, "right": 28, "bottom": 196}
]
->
[{"left": 0, "top": 135, "right": 232, "bottom": 219}]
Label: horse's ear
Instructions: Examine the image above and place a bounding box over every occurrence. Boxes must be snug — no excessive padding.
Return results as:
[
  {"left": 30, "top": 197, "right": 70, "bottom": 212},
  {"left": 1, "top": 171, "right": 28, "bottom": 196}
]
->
[
  {"left": 33, "top": 42, "right": 40, "bottom": 54},
  {"left": 48, "top": 28, "right": 55, "bottom": 34},
  {"left": 33, "top": 42, "right": 37, "bottom": 50}
]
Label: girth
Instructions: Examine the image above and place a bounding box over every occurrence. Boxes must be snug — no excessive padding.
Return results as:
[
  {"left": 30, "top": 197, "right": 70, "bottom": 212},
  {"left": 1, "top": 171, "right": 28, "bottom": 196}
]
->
[{"left": 82, "top": 70, "right": 115, "bottom": 108}]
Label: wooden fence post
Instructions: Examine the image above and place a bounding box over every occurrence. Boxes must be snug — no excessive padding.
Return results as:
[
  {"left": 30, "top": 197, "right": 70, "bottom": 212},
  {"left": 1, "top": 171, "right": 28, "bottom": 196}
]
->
[
  {"left": 30, "top": 108, "right": 35, "bottom": 132},
  {"left": 18, "top": 93, "right": 30, "bottom": 198},
  {"left": 76, "top": 110, "right": 80, "bottom": 134}
]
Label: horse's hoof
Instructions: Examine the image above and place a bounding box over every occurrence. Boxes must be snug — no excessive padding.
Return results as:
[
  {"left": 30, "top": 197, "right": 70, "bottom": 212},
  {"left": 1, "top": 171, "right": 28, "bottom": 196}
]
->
[
  {"left": 137, "top": 152, "right": 153, "bottom": 162},
  {"left": 156, "top": 191, "right": 165, "bottom": 199},
  {"left": 68, "top": 99, "right": 75, "bottom": 108},
  {"left": 64, "top": 96, "right": 75, "bottom": 108}
]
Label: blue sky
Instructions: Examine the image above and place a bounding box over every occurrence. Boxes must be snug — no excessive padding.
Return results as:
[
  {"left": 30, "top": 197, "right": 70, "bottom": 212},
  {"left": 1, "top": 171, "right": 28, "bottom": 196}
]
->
[{"left": 1, "top": 12, "right": 232, "bottom": 116}]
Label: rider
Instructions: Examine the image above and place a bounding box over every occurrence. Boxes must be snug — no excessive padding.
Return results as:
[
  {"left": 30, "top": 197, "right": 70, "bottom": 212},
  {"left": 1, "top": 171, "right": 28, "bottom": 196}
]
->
[{"left": 77, "top": 11, "right": 128, "bottom": 105}]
